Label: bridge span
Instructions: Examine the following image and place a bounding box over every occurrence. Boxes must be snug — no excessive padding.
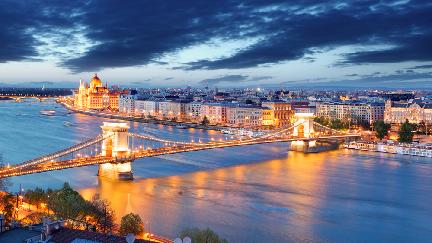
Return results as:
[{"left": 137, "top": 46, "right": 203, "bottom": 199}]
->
[{"left": 0, "top": 116, "right": 360, "bottom": 179}]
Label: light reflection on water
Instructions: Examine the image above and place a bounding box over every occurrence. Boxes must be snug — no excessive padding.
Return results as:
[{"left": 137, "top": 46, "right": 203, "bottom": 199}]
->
[{"left": 1, "top": 100, "right": 432, "bottom": 242}]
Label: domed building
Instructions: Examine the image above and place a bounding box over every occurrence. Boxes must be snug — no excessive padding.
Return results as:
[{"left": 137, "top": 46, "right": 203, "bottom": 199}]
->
[
  {"left": 89, "top": 74, "right": 103, "bottom": 89},
  {"left": 74, "top": 74, "right": 121, "bottom": 110}
]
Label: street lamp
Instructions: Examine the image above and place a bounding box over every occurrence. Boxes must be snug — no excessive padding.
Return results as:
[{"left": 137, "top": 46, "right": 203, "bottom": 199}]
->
[{"left": 47, "top": 195, "right": 50, "bottom": 215}]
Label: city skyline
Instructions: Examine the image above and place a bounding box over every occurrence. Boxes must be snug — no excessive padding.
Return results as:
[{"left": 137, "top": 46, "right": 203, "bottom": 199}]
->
[
  {"left": 0, "top": 0, "right": 431, "bottom": 88},
  {"left": 1, "top": 1, "right": 432, "bottom": 242}
]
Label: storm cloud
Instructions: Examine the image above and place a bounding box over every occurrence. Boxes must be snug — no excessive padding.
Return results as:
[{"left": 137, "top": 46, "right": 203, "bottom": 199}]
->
[{"left": 0, "top": 0, "right": 431, "bottom": 74}]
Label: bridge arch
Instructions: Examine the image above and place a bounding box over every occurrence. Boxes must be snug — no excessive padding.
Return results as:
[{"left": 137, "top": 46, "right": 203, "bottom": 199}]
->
[{"left": 293, "top": 113, "right": 315, "bottom": 138}]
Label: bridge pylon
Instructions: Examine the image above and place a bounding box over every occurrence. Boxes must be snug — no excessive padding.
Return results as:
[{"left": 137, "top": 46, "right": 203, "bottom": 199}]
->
[
  {"left": 98, "top": 122, "right": 133, "bottom": 180},
  {"left": 291, "top": 112, "right": 316, "bottom": 152},
  {"left": 292, "top": 112, "right": 315, "bottom": 138}
]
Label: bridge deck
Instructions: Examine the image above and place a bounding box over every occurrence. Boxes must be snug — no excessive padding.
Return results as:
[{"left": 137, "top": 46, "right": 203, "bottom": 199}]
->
[{"left": 0, "top": 135, "right": 359, "bottom": 178}]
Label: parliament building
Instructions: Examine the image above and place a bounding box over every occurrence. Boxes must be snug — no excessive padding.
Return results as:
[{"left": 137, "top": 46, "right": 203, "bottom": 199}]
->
[{"left": 74, "top": 74, "right": 121, "bottom": 110}]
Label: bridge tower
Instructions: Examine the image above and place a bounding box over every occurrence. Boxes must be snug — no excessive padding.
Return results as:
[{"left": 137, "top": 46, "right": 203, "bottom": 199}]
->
[
  {"left": 98, "top": 122, "right": 133, "bottom": 180},
  {"left": 291, "top": 112, "right": 316, "bottom": 152},
  {"left": 293, "top": 112, "right": 315, "bottom": 138}
]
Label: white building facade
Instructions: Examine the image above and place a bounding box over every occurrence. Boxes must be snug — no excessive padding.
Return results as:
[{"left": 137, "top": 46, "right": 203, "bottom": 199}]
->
[
  {"left": 118, "top": 94, "right": 136, "bottom": 114},
  {"left": 384, "top": 100, "right": 432, "bottom": 124},
  {"left": 316, "top": 102, "right": 384, "bottom": 124},
  {"left": 134, "top": 100, "right": 159, "bottom": 116},
  {"left": 226, "top": 106, "right": 265, "bottom": 127}
]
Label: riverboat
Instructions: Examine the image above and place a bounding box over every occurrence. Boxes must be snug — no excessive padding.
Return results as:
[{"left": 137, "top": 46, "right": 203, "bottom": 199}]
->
[
  {"left": 346, "top": 141, "right": 432, "bottom": 158},
  {"left": 40, "top": 110, "right": 56, "bottom": 116}
]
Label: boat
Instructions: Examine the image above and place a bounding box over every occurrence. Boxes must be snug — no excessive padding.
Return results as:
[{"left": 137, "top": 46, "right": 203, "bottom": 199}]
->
[
  {"left": 221, "top": 128, "right": 236, "bottom": 135},
  {"left": 63, "top": 121, "right": 74, "bottom": 127},
  {"left": 250, "top": 131, "right": 266, "bottom": 137},
  {"left": 347, "top": 141, "right": 432, "bottom": 158},
  {"left": 40, "top": 110, "right": 56, "bottom": 116},
  {"left": 176, "top": 124, "right": 188, "bottom": 129}
]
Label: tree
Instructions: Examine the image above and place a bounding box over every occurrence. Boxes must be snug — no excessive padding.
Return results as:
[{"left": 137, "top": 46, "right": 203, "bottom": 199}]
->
[
  {"left": 0, "top": 193, "right": 15, "bottom": 223},
  {"left": 313, "top": 116, "right": 330, "bottom": 126},
  {"left": 24, "top": 183, "right": 116, "bottom": 233},
  {"left": 374, "top": 120, "right": 391, "bottom": 140},
  {"left": 119, "top": 213, "right": 144, "bottom": 236},
  {"left": 356, "top": 118, "right": 371, "bottom": 130},
  {"left": 201, "top": 116, "right": 210, "bottom": 126},
  {"left": 49, "top": 183, "right": 87, "bottom": 220},
  {"left": 0, "top": 158, "right": 12, "bottom": 192},
  {"left": 87, "top": 195, "right": 116, "bottom": 233},
  {"left": 180, "top": 228, "right": 228, "bottom": 243},
  {"left": 398, "top": 119, "right": 414, "bottom": 143},
  {"left": 24, "top": 187, "right": 46, "bottom": 210},
  {"left": 330, "top": 119, "right": 345, "bottom": 130}
]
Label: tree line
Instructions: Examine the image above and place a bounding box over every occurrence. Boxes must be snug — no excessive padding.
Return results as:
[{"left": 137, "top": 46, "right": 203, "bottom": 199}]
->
[
  {"left": 21, "top": 183, "right": 229, "bottom": 242},
  {"left": 314, "top": 116, "right": 371, "bottom": 130},
  {"left": 374, "top": 119, "right": 416, "bottom": 143},
  {"left": 314, "top": 116, "right": 419, "bottom": 143}
]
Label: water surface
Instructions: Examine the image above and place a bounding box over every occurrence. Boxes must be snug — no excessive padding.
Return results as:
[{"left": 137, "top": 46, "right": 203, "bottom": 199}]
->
[{"left": 1, "top": 100, "right": 431, "bottom": 242}]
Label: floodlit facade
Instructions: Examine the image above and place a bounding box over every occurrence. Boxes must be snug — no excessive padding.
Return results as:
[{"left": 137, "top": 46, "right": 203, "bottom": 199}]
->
[
  {"left": 226, "top": 106, "right": 270, "bottom": 127},
  {"left": 316, "top": 102, "right": 384, "bottom": 124},
  {"left": 384, "top": 100, "right": 432, "bottom": 124},
  {"left": 119, "top": 94, "right": 136, "bottom": 113},
  {"left": 261, "top": 101, "right": 294, "bottom": 127},
  {"left": 186, "top": 102, "right": 203, "bottom": 120},
  {"left": 135, "top": 100, "right": 158, "bottom": 116},
  {"left": 74, "top": 74, "right": 120, "bottom": 110},
  {"left": 200, "top": 103, "right": 228, "bottom": 124}
]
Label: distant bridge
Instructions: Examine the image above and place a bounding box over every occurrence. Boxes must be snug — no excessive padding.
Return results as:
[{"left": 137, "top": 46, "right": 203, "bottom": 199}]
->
[
  {"left": 0, "top": 94, "right": 61, "bottom": 101},
  {"left": 0, "top": 114, "right": 360, "bottom": 179}
]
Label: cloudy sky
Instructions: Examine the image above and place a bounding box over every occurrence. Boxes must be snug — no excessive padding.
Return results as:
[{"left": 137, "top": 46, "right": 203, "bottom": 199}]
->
[{"left": 0, "top": 0, "right": 431, "bottom": 88}]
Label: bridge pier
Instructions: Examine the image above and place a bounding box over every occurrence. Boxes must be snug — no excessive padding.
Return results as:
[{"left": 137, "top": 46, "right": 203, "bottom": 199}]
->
[
  {"left": 99, "top": 122, "right": 133, "bottom": 180},
  {"left": 98, "top": 162, "right": 133, "bottom": 180},
  {"left": 290, "top": 140, "right": 316, "bottom": 152}
]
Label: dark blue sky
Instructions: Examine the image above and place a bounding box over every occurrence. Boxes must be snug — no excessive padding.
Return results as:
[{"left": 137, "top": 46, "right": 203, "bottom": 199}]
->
[{"left": 0, "top": 0, "right": 431, "bottom": 88}]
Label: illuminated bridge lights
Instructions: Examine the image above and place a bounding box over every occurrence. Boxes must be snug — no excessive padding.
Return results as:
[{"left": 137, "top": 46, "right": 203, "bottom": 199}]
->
[{"left": 0, "top": 122, "right": 360, "bottom": 178}]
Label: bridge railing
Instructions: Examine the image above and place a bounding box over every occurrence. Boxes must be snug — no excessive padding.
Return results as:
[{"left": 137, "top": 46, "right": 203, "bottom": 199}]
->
[{"left": 0, "top": 134, "right": 109, "bottom": 173}]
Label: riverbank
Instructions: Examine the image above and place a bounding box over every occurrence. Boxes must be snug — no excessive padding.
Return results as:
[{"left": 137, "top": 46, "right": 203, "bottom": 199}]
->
[{"left": 57, "top": 100, "right": 228, "bottom": 131}]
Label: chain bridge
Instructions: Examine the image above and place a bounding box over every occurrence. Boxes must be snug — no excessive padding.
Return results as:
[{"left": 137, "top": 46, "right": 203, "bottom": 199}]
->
[{"left": 0, "top": 113, "right": 360, "bottom": 180}]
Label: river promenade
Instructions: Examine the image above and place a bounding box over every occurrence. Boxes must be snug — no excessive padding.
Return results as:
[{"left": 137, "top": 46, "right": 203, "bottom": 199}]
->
[{"left": 57, "top": 99, "right": 227, "bottom": 131}]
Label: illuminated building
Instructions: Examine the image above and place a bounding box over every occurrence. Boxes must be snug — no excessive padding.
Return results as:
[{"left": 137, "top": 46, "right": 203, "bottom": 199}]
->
[
  {"left": 227, "top": 106, "right": 271, "bottom": 128},
  {"left": 135, "top": 100, "right": 159, "bottom": 116},
  {"left": 200, "top": 103, "right": 229, "bottom": 124},
  {"left": 261, "top": 101, "right": 294, "bottom": 127},
  {"left": 119, "top": 94, "right": 136, "bottom": 113},
  {"left": 316, "top": 101, "right": 384, "bottom": 125},
  {"left": 384, "top": 100, "right": 432, "bottom": 124},
  {"left": 74, "top": 74, "right": 121, "bottom": 110},
  {"left": 186, "top": 102, "right": 203, "bottom": 120}
]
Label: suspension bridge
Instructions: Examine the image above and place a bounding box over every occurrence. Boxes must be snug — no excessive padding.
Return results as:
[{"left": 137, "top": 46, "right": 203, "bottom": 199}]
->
[{"left": 0, "top": 113, "right": 360, "bottom": 180}]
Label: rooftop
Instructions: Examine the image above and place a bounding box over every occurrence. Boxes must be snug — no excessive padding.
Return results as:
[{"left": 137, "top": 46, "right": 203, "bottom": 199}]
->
[
  {"left": 50, "top": 228, "right": 153, "bottom": 243},
  {"left": 0, "top": 227, "right": 41, "bottom": 243}
]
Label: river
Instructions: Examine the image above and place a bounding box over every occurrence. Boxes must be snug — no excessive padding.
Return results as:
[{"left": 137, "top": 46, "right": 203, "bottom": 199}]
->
[{"left": 1, "top": 100, "right": 431, "bottom": 242}]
